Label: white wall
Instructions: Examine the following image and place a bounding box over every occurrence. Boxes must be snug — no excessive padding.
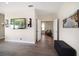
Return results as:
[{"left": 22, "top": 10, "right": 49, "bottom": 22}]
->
[
  {"left": 58, "top": 2, "right": 79, "bottom": 55},
  {"left": 4, "top": 6, "right": 36, "bottom": 44},
  {"left": 38, "top": 15, "right": 56, "bottom": 21},
  {"left": 0, "top": 7, "right": 4, "bottom": 14}
]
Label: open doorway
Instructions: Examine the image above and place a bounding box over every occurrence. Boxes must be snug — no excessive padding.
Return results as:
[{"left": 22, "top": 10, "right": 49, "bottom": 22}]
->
[
  {"left": 41, "top": 21, "right": 53, "bottom": 38},
  {"left": 40, "top": 21, "right": 54, "bottom": 47},
  {"left": 36, "top": 18, "right": 59, "bottom": 43}
]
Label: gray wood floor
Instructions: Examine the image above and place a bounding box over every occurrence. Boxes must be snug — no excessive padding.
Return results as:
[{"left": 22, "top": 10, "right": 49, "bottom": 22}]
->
[{"left": 0, "top": 35, "right": 58, "bottom": 56}]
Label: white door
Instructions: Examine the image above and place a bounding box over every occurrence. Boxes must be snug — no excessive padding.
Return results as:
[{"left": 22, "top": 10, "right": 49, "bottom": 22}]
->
[
  {"left": 37, "top": 19, "right": 41, "bottom": 41},
  {"left": 36, "top": 19, "right": 41, "bottom": 42},
  {"left": 53, "top": 19, "right": 58, "bottom": 40}
]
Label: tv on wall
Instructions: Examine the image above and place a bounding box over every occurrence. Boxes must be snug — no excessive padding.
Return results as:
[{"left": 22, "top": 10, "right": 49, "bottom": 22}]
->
[{"left": 10, "top": 18, "right": 26, "bottom": 29}]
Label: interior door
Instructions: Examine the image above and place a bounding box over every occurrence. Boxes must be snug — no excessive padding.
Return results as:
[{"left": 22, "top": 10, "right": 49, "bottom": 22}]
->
[
  {"left": 0, "top": 14, "right": 5, "bottom": 39},
  {"left": 37, "top": 19, "right": 41, "bottom": 41},
  {"left": 36, "top": 19, "right": 41, "bottom": 42},
  {"left": 53, "top": 19, "right": 59, "bottom": 40}
]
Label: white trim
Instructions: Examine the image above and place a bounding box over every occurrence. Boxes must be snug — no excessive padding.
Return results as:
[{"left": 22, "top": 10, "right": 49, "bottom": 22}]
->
[{"left": 5, "top": 40, "right": 35, "bottom": 44}]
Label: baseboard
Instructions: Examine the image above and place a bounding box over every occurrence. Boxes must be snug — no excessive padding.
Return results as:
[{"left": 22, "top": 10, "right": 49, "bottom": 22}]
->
[{"left": 5, "top": 40, "right": 35, "bottom": 44}]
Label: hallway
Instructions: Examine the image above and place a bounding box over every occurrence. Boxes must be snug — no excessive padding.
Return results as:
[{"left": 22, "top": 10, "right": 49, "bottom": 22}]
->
[{"left": 0, "top": 35, "right": 58, "bottom": 56}]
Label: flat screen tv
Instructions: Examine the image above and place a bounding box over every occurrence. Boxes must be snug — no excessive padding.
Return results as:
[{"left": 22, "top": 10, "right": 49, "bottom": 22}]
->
[{"left": 10, "top": 18, "right": 26, "bottom": 29}]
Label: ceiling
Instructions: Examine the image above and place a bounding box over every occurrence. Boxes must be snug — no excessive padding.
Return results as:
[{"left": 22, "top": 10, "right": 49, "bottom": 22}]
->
[{"left": 0, "top": 2, "right": 64, "bottom": 16}]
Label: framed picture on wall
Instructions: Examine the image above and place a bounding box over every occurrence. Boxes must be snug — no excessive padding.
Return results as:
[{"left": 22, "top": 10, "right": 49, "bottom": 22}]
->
[
  {"left": 63, "top": 10, "right": 79, "bottom": 28},
  {"left": 10, "top": 18, "right": 26, "bottom": 29}
]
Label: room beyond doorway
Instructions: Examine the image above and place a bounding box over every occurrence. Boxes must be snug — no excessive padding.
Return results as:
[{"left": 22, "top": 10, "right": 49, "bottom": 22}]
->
[{"left": 41, "top": 21, "right": 53, "bottom": 37}]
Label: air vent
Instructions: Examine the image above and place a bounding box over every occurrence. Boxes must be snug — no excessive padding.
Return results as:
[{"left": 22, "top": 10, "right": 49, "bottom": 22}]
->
[{"left": 28, "top": 5, "right": 34, "bottom": 7}]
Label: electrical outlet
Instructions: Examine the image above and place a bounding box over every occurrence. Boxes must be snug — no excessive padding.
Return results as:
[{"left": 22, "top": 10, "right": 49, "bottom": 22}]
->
[{"left": 20, "top": 38, "right": 22, "bottom": 40}]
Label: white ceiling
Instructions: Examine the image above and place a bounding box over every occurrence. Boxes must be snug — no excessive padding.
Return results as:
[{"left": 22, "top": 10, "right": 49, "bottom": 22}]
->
[{"left": 0, "top": 2, "right": 63, "bottom": 16}]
